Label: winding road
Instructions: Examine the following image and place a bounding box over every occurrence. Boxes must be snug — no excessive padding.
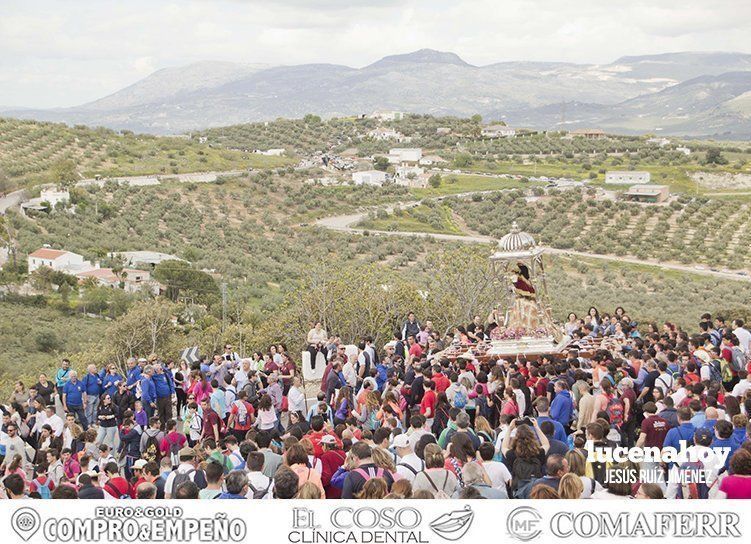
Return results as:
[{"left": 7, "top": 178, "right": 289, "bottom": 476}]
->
[{"left": 314, "top": 191, "right": 751, "bottom": 283}]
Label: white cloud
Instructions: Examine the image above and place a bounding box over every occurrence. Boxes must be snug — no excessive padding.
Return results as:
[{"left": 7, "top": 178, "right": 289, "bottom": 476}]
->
[{"left": 0, "top": 0, "right": 749, "bottom": 108}]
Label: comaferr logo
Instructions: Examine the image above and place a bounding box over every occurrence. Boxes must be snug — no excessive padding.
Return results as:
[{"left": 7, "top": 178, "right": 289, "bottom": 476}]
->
[
  {"left": 507, "top": 506, "right": 542, "bottom": 542},
  {"left": 551, "top": 512, "right": 741, "bottom": 538},
  {"left": 429, "top": 506, "right": 474, "bottom": 541}
]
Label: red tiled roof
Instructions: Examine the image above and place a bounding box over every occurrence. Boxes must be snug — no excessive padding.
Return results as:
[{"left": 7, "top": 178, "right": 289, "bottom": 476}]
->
[{"left": 28, "top": 248, "right": 68, "bottom": 260}]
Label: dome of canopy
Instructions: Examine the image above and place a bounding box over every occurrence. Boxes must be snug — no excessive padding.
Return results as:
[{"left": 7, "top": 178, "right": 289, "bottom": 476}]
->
[{"left": 498, "top": 221, "right": 536, "bottom": 252}]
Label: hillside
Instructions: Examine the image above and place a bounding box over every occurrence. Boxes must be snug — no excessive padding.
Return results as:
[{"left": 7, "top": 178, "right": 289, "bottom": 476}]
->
[
  {"left": 0, "top": 117, "right": 291, "bottom": 190},
  {"left": 5, "top": 50, "right": 751, "bottom": 137}
]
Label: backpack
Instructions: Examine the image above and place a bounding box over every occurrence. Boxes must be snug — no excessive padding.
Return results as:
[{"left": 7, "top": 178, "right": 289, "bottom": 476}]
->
[
  {"left": 511, "top": 456, "right": 542, "bottom": 497},
  {"left": 230, "top": 451, "right": 246, "bottom": 471},
  {"left": 104, "top": 480, "right": 131, "bottom": 500},
  {"left": 720, "top": 358, "right": 734, "bottom": 383},
  {"left": 171, "top": 468, "right": 195, "bottom": 495},
  {"left": 35, "top": 478, "right": 52, "bottom": 499},
  {"left": 142, "top": 433, "right": 161, "bottom": 464},
  {"left": 354, "top": 466, "right": 385, "bottom": 484},
  {"left": 730, "top": 347, "right": 747, "bottom": 373},
  {"left": 248, "top": 479, "right": 272, "bottom": 499},
  {"left": 422, "top": 470, "right": 451, "bottom": 499},
  {"left": 453, "top": 389, "right": 468, "bottom": 409},
  {"left": 234, "top": 400, "right": 249, "bottom": 426},
  {"left": 167, "top": 436, "right": 181, "bottom": 468},
  {"left": 606, "top": 395, "right": 625, "bottom": 429},
  {"left": 708, "top": 360, "right": 723, "bottom": 384},
  {"left": 675, "top": 460, "right": 710, "bottom": 499},
  {"left": 365, "top": 407, "right": 381, "bottom": 431}
]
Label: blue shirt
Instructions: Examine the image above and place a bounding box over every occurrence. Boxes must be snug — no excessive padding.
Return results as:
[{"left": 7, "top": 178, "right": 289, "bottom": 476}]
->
[
  {"left": 127, "top": 366, "right": 142, "bottom": 389},
  {"left": 711, "top": 437, "right": 738, "bottom": 472},
  {"left": 102, "top": 374, "right": 123, "bottom": 397},
  {"left": 732, "top": 428, "right": 747, "bottom": 447},
  {"left": 140, "top": 375, "right": 156, "bottom": 404},
  {"left": 550, "top": 390, "right": 573, "bottom": 426},
  {"left": 153, "top": 372, "right": 174, "bottom": 398},
  {"left": 537, "top": 416, "right": 567, "bottom": 443},
  {"left": 664, "top": 423, "right": 695, "bottom": 452},
  {"left": 63, "top": 380, "right": 85, "bottom": 406},
  {"left": 55, "top": 367, "right": 71, "bottom": 388},
  {"left": 81, "top": 372, "right": 102, "bottom": 396}
]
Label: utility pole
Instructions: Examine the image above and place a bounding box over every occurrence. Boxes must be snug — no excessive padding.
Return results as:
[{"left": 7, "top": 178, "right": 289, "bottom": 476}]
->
[{"left": 221, "top": 282, "right": 227, "bottom": 333}]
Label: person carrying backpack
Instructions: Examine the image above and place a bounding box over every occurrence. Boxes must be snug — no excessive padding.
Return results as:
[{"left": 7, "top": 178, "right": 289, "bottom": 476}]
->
[
  {"left": 500, "top": 419, "right": 549, "bottom": 498},
  {"left": 341, "top": 442, "right": 394, "bottom": 498},
  {"left": 160, "top": 420, "right": 187, "bottom": 469},
  {"left": 227, "top": 390, "right": 255, "bottom": 442}
]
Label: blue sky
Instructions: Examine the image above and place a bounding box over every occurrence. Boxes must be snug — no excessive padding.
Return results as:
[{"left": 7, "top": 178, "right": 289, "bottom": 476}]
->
[{"left": 1, "top": 0, "right": 750, "bottom": 108}]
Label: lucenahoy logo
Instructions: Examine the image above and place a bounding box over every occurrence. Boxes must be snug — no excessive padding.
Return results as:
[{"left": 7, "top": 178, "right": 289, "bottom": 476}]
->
[{"left": 429, "top": 505, "right": 474, "bottom": 541}]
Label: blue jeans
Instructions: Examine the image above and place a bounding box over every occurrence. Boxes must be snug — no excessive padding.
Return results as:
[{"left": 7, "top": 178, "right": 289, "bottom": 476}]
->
[
  {"left": 85, "top": 396, "right": 99, "bottom": 426},
  {"left": 96, "top": 425, "right": 119, "bottom": 450}
]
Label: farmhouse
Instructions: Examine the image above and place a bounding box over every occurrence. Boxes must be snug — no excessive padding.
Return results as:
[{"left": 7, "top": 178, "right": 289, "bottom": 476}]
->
[
  {"left": 352, "top": 170, "right": 388, "bottom": 186},
  {"left": 605, "top": 171, "right": 651, "bottom": 185},
  {"left": 110, "top": 251, "right": 185, "bottom": 269},
  {"left": 623, "top": 184, "right": 670, "bottom": 203},
  {"left": 570, "top": 128, "right": 607, "bottom": 139},
  {"left": 388, "top": 148, "right": 423, "bottom": 165},
  {"left": 370, "top": 111, "right": 405, "bottom": 121},
  {"left": 481, "top": 125, "right": 516, "bottom": 138},
  {"left": 367, "top": 128, "right": 408, "bottom": 142},
  {"left": 21, "top": 188, "right": 71, "bottom": 213},
  {"left": 27, "top": 248, "right": 92, "bottom": 274},
  {"left": 76, "top": 267, "right": 158, "bottom": 294}
]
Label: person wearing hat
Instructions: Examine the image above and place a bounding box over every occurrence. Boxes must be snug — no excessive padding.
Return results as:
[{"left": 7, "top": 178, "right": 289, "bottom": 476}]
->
[
  {"left": 128, "top": 459, "right": 148, "bottom": 498},
  {"left": 164, "top": 446, "right": 207, "bottom": 498},
  {"left": 394, "top": 433, "right": 423, "bottom": 482}
]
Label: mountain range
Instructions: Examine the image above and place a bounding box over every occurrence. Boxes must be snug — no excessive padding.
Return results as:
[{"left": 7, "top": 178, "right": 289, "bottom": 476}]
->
[{"left": 4, "top": 49, "right": 751, "bottom": 137}]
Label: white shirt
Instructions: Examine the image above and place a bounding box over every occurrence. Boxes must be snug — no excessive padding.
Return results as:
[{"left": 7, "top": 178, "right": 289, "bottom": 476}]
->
[
  {"left": 655, "top": 373, "right": 674, "bottom": 395},
  {"left": 396, "top": 453, "right": 424, "bottom": 482},
  {"left": 732, "top": 379, "right": 751, "bottom": 398},
  {"left": 46, "top": 413, "right": 64, "bottom": 437},
  {"left": 165, "top": 463, "right": 199, "bottom": 497},
  {"left": 733, "top": 327, "right": 751, "bottom": 354},
  {"left": 288, "top": 386, "right": 306, "bottom": 413},
  {"left": 342, "top": 362, "right": 357, "bottom": 388},
  {"left": 482, "top": 460, "right": 512, "bottom": 489},
  {"left": 246, "top": 471, "right": 274, "bottom": 499}
]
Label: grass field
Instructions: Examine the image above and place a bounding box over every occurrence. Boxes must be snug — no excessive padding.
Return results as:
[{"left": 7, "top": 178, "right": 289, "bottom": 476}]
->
[
  {"left": 412, "top": 173, "right": 544, "bottom": 197},
  {"left": 358, "top": 203, "right": 462, "bottom": 234}
]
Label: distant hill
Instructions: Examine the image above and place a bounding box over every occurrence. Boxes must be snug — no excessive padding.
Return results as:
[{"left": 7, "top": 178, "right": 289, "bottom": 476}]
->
[{"left": 4, "top": 49, "right": 751, "bottom": 137}]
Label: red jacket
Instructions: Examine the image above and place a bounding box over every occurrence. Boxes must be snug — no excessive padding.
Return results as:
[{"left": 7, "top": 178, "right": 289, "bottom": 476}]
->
[{"left": 319, "top": 449, "right": 346, "bottom": 499}]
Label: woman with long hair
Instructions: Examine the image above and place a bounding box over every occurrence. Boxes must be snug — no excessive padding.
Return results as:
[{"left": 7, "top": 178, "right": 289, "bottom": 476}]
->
[
  {"left": 187, "top": 371, "right": 212, "bottom": 403},
  {"left": 445, "top": 433, "right": 475, "bottom": 488},
  {"left": 285, "top": 443, "right": 325, "bottom": 498},
  {"left": 431, "top": 392, "right": 451, "bottom": 436},
  {"left": 558, "top": 472, "right": 584, "bottom": 499},
  {"left": 412, "top": 443, "right": 459, "bottom": 497},
  {"left": 358, "top": 478, "right": 388, "bottom": 499},
  {"left": 256, "top": 394, "right": 278, "bottom": 431},
  {"left": 334, "top": 386, "right": 353, "bottom": 426},
  {"left": 501, "top": 419, "right": 550, "bottom": 497}
]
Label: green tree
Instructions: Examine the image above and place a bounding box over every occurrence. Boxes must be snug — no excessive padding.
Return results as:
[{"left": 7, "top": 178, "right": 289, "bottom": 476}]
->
[
  {"left": 153, "top": 260, "right": 219, "bottom": 307},
  {"left": 428, "top": 174, "right": 442, "bottom": 188},
  {"left": 51, "top": 159, "right": 78, "bottom": 188},
  {"left": 705, "top": 148, "right": 728, "bottom": 165},
  {"left": 373, "top": 156, "right": 390, "bottom": 171}
]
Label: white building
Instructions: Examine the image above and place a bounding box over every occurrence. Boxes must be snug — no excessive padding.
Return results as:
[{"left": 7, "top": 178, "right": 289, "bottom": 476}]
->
[
  {"left": 367, "top": 128, "right": 407, "bottom": 142},
  {"left": 419, "top": 155, "right": 447, "bottom": 166},
  {"left": 605, "top": 171, "right": 651, "bottom": 185},
  {"left": 370, "top": 111, "right": 405, "bottom": 121},
  {"left": 676, "top": 146, "right": 692, "bottom": 156},
  {"left": 352, "top": 170, "right": 388, "bottom": 186},
  {"left": 21, "top": 188, "right": 71, "bottom": 213},
  {"left": 647, "top": 137, "right": 671, "bottom": 147},
  {"left": 436, "top": 127, "right": 451, "bottom": 135},
  {"left": 388, "top": 148, "right": 423, "bottom": 165},
  {"left": 27, "top": 248, "right": 91, "bottom": 274},
  {"left": 253, "top": 148, "right": 285, "bottom": 156},
  {"left": 76, "top": 267, "right": 158, "bottom": 294},
  {"left": 481, "top": 125, "right": 516, "bottom": 138},
  {"left": 109, "top": 251, "right": 185, "bottom": 268}
]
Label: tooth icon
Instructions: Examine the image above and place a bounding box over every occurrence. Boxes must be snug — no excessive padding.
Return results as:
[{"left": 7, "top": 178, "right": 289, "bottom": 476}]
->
[{"left": 430, "top": 505, "right": 474, "bottom": 541}]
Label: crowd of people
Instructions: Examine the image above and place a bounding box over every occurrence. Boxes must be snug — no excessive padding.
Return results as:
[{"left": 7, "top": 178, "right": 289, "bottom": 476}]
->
[{"left": 2, "top": 309, "right": 751, "bottom": 500}]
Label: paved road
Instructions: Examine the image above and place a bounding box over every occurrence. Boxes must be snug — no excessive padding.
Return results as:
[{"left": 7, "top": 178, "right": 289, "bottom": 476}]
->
[
  {"left": 314, "top": 193, "right": 751, "bottom": 283},
  {"left": 0, "top": 189, "right": 25, "bottom": 215}
]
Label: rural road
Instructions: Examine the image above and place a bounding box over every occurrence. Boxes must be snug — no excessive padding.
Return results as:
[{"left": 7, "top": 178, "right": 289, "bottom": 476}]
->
[
  {"left": 0, "top": 189, "right": 25, "bottom": 214},
  {"left": 314, "top": 192, "right": 751, "bottom": 283}
]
